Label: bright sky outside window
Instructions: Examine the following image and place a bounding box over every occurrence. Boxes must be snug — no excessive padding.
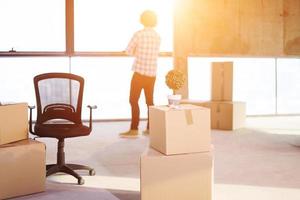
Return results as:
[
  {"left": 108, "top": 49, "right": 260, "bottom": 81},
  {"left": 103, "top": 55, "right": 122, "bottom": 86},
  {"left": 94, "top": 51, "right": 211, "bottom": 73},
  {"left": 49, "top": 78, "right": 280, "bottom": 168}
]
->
[
  {"left": 0, "top": 0, "right": 65, "bottom": 52},
  {"left": 277, "top": 58, "right": 300, "bottom": 114},
  {"left": 75, "top": 0, "right": 174, "bottom": 52}
]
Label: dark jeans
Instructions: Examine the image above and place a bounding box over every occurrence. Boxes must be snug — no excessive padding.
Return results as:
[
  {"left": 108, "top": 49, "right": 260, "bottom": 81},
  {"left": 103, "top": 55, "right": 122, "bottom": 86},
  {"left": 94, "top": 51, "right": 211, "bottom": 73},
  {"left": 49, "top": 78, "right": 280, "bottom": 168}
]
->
[{"left": 129, "top": 72, "right": 156, "bottom": 130}]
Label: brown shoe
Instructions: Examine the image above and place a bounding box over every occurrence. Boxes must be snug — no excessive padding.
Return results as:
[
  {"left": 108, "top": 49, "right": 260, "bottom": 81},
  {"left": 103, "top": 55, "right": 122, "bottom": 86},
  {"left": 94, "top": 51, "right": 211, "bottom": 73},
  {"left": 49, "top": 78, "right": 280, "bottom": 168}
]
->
[{"left": 119, "top": 130, "right": 139, "bottom": 138}]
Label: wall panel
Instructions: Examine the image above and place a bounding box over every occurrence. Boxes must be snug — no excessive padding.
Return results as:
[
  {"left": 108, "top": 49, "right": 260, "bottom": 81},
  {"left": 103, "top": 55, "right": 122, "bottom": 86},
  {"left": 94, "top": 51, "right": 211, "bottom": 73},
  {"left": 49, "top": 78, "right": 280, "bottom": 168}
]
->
[
  {"left": 175, "top": 0, "right": 285, "bottom": 56},
  {"left": 284, "top": 0, "right": 300, "bottom": 55}
]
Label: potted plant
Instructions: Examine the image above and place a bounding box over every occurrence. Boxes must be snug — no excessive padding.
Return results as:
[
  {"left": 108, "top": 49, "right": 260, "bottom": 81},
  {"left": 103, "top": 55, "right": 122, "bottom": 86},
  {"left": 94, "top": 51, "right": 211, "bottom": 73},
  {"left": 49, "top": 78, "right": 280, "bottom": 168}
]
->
[{"left": 165, "top": 69, "right": 186, "bottom": 108}]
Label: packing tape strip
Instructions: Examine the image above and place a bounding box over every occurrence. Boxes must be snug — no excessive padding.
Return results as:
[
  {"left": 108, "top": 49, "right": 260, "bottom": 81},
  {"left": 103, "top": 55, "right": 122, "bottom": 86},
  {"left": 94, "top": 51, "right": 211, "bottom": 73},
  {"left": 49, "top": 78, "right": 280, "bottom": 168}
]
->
[{"left": 184, "top": 109, "right": 193, "bottom": 125}]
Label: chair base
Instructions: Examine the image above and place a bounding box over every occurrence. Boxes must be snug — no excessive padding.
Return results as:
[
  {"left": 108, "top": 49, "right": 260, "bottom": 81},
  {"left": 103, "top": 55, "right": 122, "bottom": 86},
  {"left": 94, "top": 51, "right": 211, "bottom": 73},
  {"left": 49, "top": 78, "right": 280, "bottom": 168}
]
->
[
  {"left": 46, "top": 163, "right": 96, "bottom": 185},
  {"left": 45, "top": 138, "right": 95, "bottom": 185}
]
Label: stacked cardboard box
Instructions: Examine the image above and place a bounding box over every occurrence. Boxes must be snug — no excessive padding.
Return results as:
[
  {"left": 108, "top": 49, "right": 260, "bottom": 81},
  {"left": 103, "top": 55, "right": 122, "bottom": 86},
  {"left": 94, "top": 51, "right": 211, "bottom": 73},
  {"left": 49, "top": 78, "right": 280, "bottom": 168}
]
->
[
  {"left": 0, "top": 103, "right": 46, "bottom": 199},
  {"left": 181, "top": 100, "right": 246, "bottom": 130},
  {"left": 141, "top": 104, "right": 213, "bottom": 200},
  {"left": 0, "top": 103, "right": 28, "bottom": 145},
  {"left": 0, "top": 139, "right": 46, "bottom": 199},
  {"left": 199, "top": 101, "right": 245, "bottom": 130},
  {"left": 211, "top": 62, "right": 233, "bottom": 101},
  {"left": 183, "top": 62, "right": 246, "bottom": 130}
]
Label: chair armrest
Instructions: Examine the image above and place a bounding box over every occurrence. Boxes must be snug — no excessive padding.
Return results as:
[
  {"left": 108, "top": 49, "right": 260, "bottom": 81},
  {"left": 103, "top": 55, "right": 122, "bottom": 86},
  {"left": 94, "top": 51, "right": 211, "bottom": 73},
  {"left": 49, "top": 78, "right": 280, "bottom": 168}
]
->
[
  {"left": 87, "top": 105, "right": 97, "bottom": 110},
  {"left": 28, "top": 105, "right": 36, "bottom": 134},
  {"left": 87, "top": 105, "right": 97, "bottom": 130}
]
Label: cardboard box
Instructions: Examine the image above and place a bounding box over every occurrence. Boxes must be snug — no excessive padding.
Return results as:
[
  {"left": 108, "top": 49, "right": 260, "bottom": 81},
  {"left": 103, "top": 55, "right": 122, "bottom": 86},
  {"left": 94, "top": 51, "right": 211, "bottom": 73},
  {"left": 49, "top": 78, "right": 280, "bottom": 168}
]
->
[
  {"left": 182, "top": 100, "right": 246, "bottom": 130},
  {"left": 0, "top": 103, "right": 28, "bottom": 145},
  {"left": 149, "top": 104, "right": 211, "bottom": 155},
  {"left": 141, "top": 148, "right": 213, "bottom": 200},
  {"left": 203, "top": 101, "right": 246, "bottom": 130},
  {"left": 0, "top": 139, "right": 46, "bottom": 199},
  {"left": 211, "top": 62, "right": 233, "bottom": 101}
]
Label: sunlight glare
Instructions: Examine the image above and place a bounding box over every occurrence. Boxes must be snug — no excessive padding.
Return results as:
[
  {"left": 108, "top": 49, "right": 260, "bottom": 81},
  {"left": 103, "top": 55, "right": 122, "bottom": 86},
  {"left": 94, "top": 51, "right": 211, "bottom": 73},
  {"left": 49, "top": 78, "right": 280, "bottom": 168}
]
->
[
  {"left": 48, "top": 175, "right": 140, "bottom": 191},
  {"left": 75, "top": 0, "right": 175, "bottom": 51}
]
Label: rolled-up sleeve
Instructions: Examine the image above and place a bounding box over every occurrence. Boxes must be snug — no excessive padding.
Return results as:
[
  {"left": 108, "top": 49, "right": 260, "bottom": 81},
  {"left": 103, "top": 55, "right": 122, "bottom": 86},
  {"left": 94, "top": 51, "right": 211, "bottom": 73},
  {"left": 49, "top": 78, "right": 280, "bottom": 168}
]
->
[{"left": 126, "top": 32, "right": 139, "bottom": 55}]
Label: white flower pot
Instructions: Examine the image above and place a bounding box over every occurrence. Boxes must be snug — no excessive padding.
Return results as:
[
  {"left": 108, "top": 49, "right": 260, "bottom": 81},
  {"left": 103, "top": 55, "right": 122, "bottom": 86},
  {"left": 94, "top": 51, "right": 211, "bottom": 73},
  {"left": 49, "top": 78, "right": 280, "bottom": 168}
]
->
[{"left": 167, "top": 94, "right": 182, "bottom": 108}]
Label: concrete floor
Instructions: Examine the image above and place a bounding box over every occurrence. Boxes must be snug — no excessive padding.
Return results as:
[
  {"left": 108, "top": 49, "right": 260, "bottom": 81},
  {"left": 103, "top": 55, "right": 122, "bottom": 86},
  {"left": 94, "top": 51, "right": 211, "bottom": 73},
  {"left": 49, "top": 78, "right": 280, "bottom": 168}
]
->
[
  {"left": 246, "top": 116, "right": 300, "bottom": 135},
  {"left": 246, "top": 116, "right": 300, "bottom": 146},
  {"left": 15, "top": 117, "right": 300, "bottom": 200}
]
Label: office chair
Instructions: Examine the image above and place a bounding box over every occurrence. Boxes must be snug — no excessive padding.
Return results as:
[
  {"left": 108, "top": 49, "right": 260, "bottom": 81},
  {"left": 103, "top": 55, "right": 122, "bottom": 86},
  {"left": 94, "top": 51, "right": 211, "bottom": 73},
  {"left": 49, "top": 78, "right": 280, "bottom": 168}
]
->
[{"left": 29, "top": 72, "right": 97, "bottom": 185}]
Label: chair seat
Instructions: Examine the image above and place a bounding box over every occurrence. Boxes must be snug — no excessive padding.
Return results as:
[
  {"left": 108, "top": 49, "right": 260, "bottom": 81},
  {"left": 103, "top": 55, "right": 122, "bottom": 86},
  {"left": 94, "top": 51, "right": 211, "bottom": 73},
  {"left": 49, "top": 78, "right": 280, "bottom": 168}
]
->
[{"left": 34, "top": 123, "right": 91, "bottom": 139}]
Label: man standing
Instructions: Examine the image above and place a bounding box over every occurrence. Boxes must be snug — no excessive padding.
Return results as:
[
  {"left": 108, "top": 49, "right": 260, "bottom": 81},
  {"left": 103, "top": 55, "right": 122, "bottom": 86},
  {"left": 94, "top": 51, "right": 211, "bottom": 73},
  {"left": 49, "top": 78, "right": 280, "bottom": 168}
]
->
[{"left": 120, "top": 10, "right": 161, "bottom": 137}]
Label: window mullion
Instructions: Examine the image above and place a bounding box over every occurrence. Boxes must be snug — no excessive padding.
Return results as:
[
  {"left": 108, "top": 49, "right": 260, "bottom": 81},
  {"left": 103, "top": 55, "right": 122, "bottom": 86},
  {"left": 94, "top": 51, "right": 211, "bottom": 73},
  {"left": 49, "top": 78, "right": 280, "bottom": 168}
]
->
[{"left": 66, "top": 0, "right": 74, "bottom": 56}]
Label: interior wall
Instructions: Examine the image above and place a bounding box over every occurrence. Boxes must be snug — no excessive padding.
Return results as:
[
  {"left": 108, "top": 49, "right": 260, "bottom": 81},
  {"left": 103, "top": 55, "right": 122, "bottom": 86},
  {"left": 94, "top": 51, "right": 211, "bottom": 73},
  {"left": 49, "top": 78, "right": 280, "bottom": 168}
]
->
[{"left": 174, "top": 0, "right": 300, "bottom": 98}]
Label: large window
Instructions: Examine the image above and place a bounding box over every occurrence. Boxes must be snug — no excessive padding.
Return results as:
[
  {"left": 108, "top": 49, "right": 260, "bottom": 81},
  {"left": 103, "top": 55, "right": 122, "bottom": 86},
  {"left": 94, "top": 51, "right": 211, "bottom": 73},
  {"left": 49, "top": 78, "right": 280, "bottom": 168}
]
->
[
  {"left": 0, "top": 0, "right": 174, "bottom": 120},
  {"left": 0, "top": 0, "right": 173, "bottom": 54},
  {"left": 74, "top": 0, "right": 173, "bottom": 52},
  {"left": 0, "top": 0, "right": 65, "bottom": 52}
]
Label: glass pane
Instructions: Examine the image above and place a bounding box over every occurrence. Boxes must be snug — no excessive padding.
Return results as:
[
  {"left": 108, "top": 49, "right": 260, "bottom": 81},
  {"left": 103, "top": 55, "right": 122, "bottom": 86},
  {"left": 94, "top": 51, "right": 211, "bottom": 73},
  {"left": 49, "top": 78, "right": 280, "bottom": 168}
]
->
[
  {"left": 233, "top": 58, "right": 276, "bottom": 115},
  {"left": 188, "top": 57, "right": 276, "bottom": 115},
  {"left": 188, "top": 58, "right": 211, "bottom": 100},
  {"left": 277, "top": 58, "right": 300, "bottom": 114},
  {"left": 75, "top": 0, "right": 173, "bottom": 52},
  {"left": 0, "top": 0, "right": 65, "bottom": 51},
  {"left": 0, "top": 57, "right": 69, "bottom": 118},
  {"left": 70, "top": 57, "right": 172, "bottom": 119}
]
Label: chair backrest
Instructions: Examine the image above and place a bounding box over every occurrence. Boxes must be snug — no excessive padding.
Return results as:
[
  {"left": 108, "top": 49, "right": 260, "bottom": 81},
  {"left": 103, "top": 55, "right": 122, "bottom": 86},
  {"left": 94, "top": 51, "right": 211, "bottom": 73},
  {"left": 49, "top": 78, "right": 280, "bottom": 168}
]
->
[{"left": 34, "top": 73, "right": 84, "bottom": 124}]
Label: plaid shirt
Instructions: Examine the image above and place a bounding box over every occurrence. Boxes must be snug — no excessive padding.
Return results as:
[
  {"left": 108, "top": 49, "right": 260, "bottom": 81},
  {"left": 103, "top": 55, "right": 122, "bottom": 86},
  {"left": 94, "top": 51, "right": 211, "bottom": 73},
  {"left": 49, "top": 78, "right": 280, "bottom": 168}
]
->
[{"left": 126, "top": 28, "right": 161, "bottom": 77}]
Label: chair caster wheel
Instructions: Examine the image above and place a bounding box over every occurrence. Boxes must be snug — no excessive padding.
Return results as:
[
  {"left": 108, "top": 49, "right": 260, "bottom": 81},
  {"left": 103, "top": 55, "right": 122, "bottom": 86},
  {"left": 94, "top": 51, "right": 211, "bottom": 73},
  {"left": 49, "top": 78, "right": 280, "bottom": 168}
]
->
[
  {"left": 78, "top": 178, "right": 85, "bottom": 185},
  {"left": 89, "top": 169, "right": 96, "bottom": 176}
]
